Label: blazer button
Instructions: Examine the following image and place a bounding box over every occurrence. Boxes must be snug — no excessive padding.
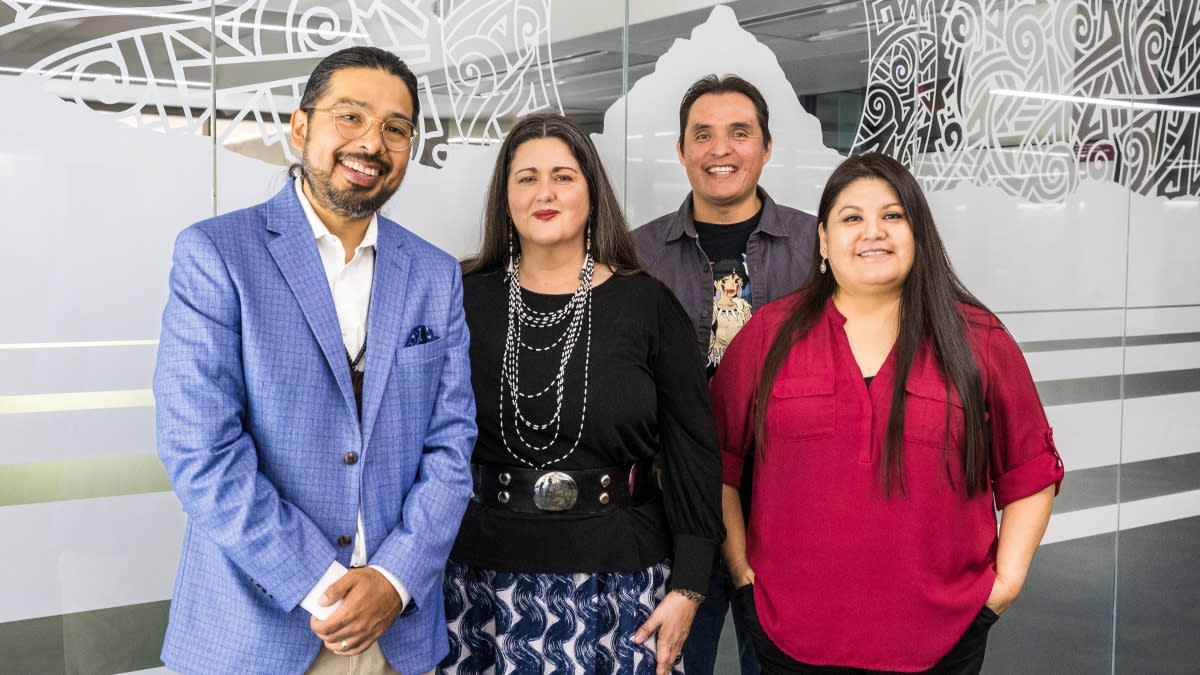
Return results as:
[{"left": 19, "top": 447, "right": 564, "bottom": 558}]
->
[
  {"left": 337, "top": 534, "right": 352, "bottom": 547},
  {"left": 343, "top": 451, "right": 358, "bottom": 465}
]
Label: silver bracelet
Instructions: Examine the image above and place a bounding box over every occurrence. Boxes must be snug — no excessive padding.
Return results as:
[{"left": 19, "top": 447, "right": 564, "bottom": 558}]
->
[{"left": 673, "top": 588, "right": 705, "bottom": 604}]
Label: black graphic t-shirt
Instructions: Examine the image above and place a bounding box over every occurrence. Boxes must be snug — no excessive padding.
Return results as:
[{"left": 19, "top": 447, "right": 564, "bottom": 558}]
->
[{"left": 695, "top": 208, "right": 761, "bottom": 374}]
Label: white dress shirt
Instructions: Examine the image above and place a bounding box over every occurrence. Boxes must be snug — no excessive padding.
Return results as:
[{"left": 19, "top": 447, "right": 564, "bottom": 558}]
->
[{"left": 292, "top": 179, "right": 412, "bottom": 617}]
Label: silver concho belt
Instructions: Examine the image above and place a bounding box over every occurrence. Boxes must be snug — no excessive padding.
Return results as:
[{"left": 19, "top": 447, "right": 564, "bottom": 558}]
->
[
  {"left": 532, "top": 471, "right": 578, "bottom": 511},
  {"left": 470, "top": 461, "right": 658, "bottom": 514}
]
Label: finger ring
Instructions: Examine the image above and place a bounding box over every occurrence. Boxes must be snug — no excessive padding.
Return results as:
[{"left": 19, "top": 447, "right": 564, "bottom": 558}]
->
[{"left": 339, "top": 639, "right": 350, "bottom": 652}]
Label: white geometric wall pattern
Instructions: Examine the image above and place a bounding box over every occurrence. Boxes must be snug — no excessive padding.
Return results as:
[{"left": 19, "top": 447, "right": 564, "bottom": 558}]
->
[
  {"left": 0, "top": 0, "right": 561, "bottom": 167},
  {"left": 0, "top": 0, "right": 215, "bottom": 132},
  {"left": 438, "top": 0, "right": 563, "bottom": 157},
  {"left": 856, "top": 0, "right": 1200, "bottom": 202}
]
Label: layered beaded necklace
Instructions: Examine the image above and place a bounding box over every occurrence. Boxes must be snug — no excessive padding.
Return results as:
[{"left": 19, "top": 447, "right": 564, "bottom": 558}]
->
[{"left": 499, "top": 253, "right": 595, "bottom": 468}]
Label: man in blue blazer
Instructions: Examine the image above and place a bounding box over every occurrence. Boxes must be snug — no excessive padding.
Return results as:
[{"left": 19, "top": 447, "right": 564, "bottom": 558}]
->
[{"left": 154, "top": 47, "right": 476, "bottom": 674}]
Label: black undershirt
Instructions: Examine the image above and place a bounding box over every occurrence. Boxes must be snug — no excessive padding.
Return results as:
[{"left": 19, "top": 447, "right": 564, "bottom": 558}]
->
[{"left": 694, "top": 208, "right": 762, "bottom": 264}]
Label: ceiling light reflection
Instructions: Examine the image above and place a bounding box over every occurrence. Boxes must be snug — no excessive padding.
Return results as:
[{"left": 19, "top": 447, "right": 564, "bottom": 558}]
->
[{"left": 991, "top": 89, "right": 1200, "bottom": 114}]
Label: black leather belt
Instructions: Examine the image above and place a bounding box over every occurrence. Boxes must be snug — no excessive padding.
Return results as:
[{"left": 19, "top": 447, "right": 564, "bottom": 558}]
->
[{"left": 471, "top": 461, "right": 660, "bottom": 514}]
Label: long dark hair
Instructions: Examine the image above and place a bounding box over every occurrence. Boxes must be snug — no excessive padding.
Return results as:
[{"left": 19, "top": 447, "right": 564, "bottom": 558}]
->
[
  {"left": 754, "top": 152, "right": 991, "bottom": 496},
  {"left": 463, "top": 112, "right": 640, "bottom": 275}
]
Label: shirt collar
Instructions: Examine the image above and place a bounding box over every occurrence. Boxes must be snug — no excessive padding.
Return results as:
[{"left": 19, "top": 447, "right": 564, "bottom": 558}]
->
[
  {"left": 666, "top": 186, "right": 786, "bottom": 241},
  {"left": 753, "top": 188, "right": 790, "bottom": 238},
  {"left": 664, "top": 194, "right": 698, "bottom": 242},
  {"left": 294, "top": 177, "right": 378, "bottom": 251}
]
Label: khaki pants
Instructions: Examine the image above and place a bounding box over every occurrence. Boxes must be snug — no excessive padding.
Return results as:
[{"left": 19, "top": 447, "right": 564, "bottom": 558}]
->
[{"left": 305, "top": 642, "right": 433, "bottom": 675}]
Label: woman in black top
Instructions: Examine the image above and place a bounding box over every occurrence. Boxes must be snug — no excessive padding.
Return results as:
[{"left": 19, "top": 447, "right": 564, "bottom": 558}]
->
[{"left": 438, "top": 113, "right": 723, "bottom": 675}]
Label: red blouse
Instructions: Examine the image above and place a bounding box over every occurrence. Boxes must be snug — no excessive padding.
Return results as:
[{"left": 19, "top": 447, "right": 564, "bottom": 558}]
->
[{"left": 712, "top": 296, "right": 1064, "bottom": 671}]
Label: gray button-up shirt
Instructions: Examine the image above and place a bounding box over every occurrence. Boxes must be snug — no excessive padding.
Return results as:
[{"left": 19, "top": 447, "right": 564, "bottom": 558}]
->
[{"left": 634, "top": 188, "right": 819, "bottom": 365}]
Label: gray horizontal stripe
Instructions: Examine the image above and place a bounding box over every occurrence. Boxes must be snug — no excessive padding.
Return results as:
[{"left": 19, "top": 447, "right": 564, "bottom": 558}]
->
[
  {"left": 1053, "top": 465, "right": 1119, "bottom": 513},
  {"left": 996, "top": 306, "right": 1125, "bottom": 314},
  {"left": 1124, "top": 369, "right": 1200, "bottom": 398},
  {"left": 0, "top": 601, "right": 168, "bottom": 675},
  {"left": 0, "top": 454, "right": 171, "bottom": 506},
  {"left": 1053, "top": 453, "right": 1200, "bottom": 514},
  {"left": 988, "top": 303, "right": 1200, "bottom": 315},
  {"left": 1036, "top": 375, "right": 1122, "bottom": 406},
  {"left": 1126, "top": 332, "right": 1200, "bottom": 347},
  {"left": 1020, "top": 336, "right": 1123, "bottom": 352},
  {"left": 1120, "top": 453, "right": 1200, "bottom": 502},
  {"left": 1037, "top": 369, "right": 1200, "bottom": 406},
  {"left": 1019, "top": 331, "right": 1200, "bottom": 353},
  {"left": 1128, "top": 303, "right": 1200, "bottom": 310}
]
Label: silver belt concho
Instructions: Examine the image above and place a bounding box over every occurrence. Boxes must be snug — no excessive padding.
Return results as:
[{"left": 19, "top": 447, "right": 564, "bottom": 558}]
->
[{"left": 532, "top": 471, "right": 578, "bottom": 511}]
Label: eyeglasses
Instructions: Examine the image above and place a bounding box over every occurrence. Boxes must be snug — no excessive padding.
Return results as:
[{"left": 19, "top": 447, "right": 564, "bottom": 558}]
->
[{"left": 301, "top": 104, "right": 418, "bottom": 153}]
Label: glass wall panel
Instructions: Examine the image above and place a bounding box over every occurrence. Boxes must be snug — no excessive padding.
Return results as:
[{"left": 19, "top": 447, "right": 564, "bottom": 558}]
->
[
  {"left": 0, "top": 2, "right": 213, "bottom": 673},
  {"left": 1113, "top": 2, "right": 1200, "bottom": 671}
]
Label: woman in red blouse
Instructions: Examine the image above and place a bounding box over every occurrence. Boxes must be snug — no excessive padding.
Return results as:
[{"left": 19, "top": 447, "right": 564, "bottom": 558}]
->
[{"left": 712, "top": 153, "right": 1063, "bottom": 674}]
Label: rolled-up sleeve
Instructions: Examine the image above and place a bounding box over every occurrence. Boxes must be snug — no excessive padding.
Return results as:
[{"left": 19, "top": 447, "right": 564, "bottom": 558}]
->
[{"left": 981, "top": 319, "right": 1065, "bottom": 509}]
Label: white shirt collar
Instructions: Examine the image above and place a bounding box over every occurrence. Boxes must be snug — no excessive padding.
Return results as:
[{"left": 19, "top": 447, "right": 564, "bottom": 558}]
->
[{"left": 293, "top": 177, "right": 378, "bottom": 251}]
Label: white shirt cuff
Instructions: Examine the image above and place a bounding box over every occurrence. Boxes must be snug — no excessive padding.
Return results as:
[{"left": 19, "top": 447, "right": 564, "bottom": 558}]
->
[
  {"left": 369, "top": 564, "right": 413, "bottom": 611},
  {"left": 300, "top": 561, "right": 348, "bottom": 620}
]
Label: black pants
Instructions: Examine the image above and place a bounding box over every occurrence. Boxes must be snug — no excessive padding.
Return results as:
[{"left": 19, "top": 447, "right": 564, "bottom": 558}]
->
[{"left": 733, "top": 584, "right": 998, "bottom": 675}]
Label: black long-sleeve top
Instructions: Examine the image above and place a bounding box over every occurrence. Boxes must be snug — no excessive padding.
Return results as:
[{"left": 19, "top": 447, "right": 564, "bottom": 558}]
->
[{"left": 449, "top": 270, "right": 724, "bottom": 593}]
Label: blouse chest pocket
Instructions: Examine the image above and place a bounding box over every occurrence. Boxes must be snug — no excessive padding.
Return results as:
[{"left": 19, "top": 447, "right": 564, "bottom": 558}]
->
[
  {"left": 902, "top": 377, "right": 965, "bottom": 449},
  {"left": 767, "top": 375, "right": 836, "bottom": 440}
]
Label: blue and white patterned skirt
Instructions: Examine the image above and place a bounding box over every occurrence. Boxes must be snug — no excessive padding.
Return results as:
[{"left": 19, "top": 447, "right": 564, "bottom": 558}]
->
[{"left": 438, "top": 558, "right": 682, "bottom": 675}]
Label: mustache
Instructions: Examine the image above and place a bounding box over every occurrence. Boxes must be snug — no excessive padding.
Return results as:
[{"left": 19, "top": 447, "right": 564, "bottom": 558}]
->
[{"left": 336, "top": 151, "right": 391, "bottom": 173}]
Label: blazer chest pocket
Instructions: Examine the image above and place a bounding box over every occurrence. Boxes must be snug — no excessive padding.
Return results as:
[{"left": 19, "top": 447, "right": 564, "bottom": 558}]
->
[
  {"left": 396, "top": 338, "right": 448, "bottom": 364},
  {"left": 903, "top": 377, "right": 964, "bottom": 449},
  {"left": 768, "top": 375, "right": 835, "bottom": 440}
]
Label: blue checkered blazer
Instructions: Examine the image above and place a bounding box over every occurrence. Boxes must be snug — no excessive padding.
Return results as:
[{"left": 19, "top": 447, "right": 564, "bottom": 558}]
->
[{"left": 153, "top": 185, "right": 476, "bottom": 674}]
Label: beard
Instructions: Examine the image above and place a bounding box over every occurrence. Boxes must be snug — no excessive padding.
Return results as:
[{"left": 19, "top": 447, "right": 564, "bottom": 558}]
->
[{"left": 301, "top": 149, "right": 398, "bottom": 219}]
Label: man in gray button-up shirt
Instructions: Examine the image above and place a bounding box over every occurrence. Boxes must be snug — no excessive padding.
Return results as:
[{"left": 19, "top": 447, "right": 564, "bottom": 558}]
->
[
  {"left": 635, "top": 74, "right": 817, "bottom": 371},
  {"left": 633, "top": 74, "right": 817, "bottom": 675}
]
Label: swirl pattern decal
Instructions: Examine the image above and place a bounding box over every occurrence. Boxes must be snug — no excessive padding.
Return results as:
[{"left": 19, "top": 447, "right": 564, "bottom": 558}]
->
[
  {"left": 855, "top": 0, "right": 1200, "bottom": 201},
  {"left": 0, "top": 0, "right": 560, "bottom": 168},
  {"left": 439, "top": 0, "right": 562, "bottom": 151}
]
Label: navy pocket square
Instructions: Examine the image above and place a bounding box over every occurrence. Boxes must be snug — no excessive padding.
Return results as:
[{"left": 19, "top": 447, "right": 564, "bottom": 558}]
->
[{"left": 405, "top": 325, "right": 439, "bottom": 347}]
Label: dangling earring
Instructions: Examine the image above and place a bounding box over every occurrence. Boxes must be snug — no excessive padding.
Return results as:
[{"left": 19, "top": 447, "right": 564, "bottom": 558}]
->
[
  {"left": 820, "top": 257, "right": 828, "bottom": 274},
  {"left": 506, "top": 221, "right": 517, "bottom": 276},
  {"left": 585, "top": 221, "right": 592, "bottom": 258}
]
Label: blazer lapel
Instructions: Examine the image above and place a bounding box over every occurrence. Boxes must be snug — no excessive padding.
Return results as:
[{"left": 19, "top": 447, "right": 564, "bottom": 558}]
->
[
  {"left": 264, "top": 187, "right": 358, "bottom": 419},
  {"left": 359, "top": 220, "right": 410, "bottom": 446}
]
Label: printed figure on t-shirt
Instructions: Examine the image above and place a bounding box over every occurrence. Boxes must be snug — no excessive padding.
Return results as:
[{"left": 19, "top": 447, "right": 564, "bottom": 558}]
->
[{"left": 709, "top": 257, "right": 753, "bottom": 369}]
